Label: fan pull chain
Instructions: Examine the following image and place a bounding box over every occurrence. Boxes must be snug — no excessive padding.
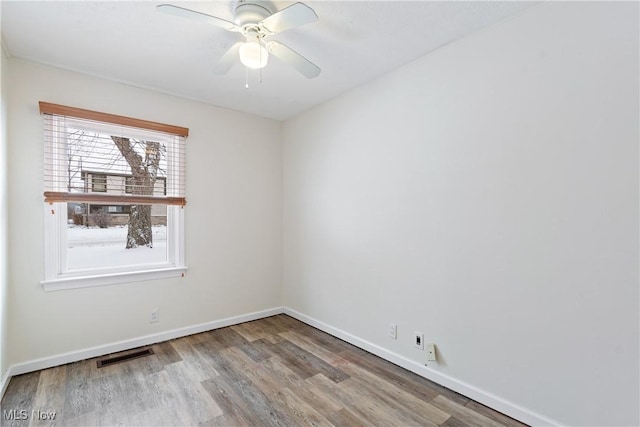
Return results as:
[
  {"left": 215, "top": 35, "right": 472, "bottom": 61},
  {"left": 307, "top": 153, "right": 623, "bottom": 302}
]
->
[
  {"left": 245, "top": 67, "right": 249, "bottom": 89},
  {"left": 259, "top": 38, "right": 264, "bottom": 84}
]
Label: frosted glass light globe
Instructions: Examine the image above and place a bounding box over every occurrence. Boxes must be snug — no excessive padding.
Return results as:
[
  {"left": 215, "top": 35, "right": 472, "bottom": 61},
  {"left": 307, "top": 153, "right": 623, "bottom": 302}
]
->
[{"left": 239, "top": 34, "right": 268, "bottom": 69}]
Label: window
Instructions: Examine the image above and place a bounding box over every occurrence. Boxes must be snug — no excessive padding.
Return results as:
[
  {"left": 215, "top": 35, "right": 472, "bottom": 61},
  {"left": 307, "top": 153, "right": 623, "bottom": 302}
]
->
[
  {"left": 92, "top": 174, "right": 107, "bottom": 192},
  {"left": 40, "top": 102, "right": 188, "bottom": 291}
]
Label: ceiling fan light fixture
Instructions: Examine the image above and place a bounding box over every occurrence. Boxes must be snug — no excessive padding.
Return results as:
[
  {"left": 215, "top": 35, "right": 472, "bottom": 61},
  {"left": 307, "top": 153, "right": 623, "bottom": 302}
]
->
[
  {"left": 239, "top": 32, "right": 268, "bottom": 69},
  {"left": 158, "top": 2, "right": 320, "bottom": 78}
]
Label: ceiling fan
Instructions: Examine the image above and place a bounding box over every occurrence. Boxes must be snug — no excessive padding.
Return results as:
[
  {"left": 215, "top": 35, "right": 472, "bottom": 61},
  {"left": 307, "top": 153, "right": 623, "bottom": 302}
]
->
[{"left": 157, "top": 1, "right": 321, "bottom": 78}]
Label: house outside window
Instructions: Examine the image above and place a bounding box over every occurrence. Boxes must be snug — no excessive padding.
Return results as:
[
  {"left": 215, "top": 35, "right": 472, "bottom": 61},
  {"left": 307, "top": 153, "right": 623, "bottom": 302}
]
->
[{"left": 40, "top": 102, "right": 188, "bottom": 291}]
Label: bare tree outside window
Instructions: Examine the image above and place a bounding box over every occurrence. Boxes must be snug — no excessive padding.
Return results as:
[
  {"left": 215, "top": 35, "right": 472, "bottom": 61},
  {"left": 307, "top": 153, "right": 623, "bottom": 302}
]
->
[{"left": 112, "top": 137, "right": 164, "bottom": 248}]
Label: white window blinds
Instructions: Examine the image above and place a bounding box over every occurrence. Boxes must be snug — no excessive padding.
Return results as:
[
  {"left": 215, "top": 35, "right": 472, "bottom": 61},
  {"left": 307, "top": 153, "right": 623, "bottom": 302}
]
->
[{"left": 40, "top": 102, "right": 187, "bottom": 206}]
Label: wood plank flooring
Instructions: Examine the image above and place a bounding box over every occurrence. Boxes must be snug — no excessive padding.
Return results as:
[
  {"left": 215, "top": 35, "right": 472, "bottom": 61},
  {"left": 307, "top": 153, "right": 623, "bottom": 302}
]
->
[{"left": 1, "top": 315, "right": 528, "bottom": 427}]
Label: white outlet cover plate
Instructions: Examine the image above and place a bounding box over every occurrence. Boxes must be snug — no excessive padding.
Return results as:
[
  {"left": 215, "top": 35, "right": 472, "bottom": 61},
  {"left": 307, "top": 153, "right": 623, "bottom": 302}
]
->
[
  {"left": 426, "top": 343, "right": 436, "bottom": 361},
  {"left": 389, "top": 323, "right": 397, "bottom": 339}
]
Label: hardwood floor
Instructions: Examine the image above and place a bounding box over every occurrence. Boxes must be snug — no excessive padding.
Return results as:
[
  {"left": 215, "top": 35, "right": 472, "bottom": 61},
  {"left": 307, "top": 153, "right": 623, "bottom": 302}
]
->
[{"left": 1, "top": 315, "right": 527, "bottom": 426}]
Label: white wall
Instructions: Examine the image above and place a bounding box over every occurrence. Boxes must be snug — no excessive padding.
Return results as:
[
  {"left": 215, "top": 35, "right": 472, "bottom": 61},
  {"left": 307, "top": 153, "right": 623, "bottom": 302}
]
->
[
  {"left": 0, "top": 35, "right": 10, "bottom": 386},
  {"left": 7, "top": 59, "right": 283, "bottom": 366},
  {"left": 283, "top": 2, "right": 639, "bottom": 426}
]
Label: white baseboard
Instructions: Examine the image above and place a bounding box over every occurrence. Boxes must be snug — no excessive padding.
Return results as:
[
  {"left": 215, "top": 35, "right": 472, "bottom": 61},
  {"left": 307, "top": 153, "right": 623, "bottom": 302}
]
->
[
  {"left": 284, "top": 307, "right": 561, "bottom": 427},
  {"left": 3, "top": 307, "right": 284, "bottom": 391},
  {"left": 0, "top": 368, "right": 10, "bottom": 400}
]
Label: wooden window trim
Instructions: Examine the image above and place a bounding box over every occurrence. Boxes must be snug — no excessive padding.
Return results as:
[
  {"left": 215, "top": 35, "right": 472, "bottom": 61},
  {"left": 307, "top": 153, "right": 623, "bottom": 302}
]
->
[
  {"left": 44, "top": 192, "right": 186, "bottom": 206},
  {"left": 39, "top": 101, "right": 189, "bottom": 137}
]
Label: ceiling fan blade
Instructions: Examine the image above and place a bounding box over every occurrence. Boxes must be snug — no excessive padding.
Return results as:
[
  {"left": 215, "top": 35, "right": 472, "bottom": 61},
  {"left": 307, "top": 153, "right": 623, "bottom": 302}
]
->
[
  {"left": 266, "top": 41, "right": 320, "bottom": 79},
  {"left": 157, "top": 4, "right": 241, "bottom": 32},
  {"left": 212, "top": 42, "right": 243, "bottom": 75},
  {"left": 259, "top": 2, "right": 318, "bottom": 35}
]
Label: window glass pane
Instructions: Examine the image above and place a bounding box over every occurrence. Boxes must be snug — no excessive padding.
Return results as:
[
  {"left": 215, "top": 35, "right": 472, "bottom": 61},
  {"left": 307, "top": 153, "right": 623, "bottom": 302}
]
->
[{"left": 66, "top": 203, "right": 168, "bottom": 270}]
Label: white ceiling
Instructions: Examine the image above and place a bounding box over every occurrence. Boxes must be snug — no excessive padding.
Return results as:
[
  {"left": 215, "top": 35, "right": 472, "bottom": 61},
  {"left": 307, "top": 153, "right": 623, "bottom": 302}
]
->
[{"left": 1, "top": 1, "right": 535, "bottom": 120}]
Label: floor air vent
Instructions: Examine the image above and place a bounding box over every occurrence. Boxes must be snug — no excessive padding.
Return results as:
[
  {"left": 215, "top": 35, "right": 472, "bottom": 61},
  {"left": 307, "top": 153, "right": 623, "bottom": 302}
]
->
[{"left": 97, "top": 347, "right": 154, "bottom": 368}]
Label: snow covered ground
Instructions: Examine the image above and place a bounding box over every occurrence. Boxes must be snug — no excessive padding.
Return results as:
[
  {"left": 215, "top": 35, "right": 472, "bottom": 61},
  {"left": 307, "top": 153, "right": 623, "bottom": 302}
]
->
[{"left": 67, "top": 225, "right": 167, "bottom": 269}]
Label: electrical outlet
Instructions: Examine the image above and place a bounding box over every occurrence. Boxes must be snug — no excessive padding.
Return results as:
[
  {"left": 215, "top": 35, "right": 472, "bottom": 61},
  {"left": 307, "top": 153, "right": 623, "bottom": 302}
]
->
[
  {"left": 389, "top": 323, "right": 397, "bottom": 340},
  {"left": 426, "top": 343, "right": 437, "bottom": 361},
  {"left": 414, "top": 331, "right": 424, "bottom": 350},
  {"left": 150, "top": 309, "right": 159, "bottom": 323}
]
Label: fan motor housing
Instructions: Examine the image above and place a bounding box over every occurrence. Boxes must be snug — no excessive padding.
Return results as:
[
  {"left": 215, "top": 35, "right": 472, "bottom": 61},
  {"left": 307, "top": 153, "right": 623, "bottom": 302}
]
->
[{"left": 234, "top": 1, "right": 273, "bottom": 26}]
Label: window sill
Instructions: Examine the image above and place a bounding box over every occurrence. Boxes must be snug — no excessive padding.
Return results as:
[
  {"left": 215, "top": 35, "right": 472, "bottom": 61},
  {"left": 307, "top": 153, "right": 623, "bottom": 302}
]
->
[{"left": 41, "top": 267, "right": 187, "bottom": 292}]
